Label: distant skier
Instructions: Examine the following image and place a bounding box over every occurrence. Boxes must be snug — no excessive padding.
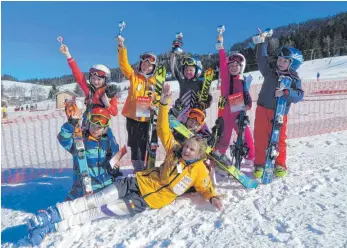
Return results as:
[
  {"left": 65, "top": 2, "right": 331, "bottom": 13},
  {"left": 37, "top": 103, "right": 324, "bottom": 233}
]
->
[
  {"left": 252, "top": 28, "right": 304, "bottom": 178},
  {"left": 317, "top": 72, "right": 320, "bottom": 82}
]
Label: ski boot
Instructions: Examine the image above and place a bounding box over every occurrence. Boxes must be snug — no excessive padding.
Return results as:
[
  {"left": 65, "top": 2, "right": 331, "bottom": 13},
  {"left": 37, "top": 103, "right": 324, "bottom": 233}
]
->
[
  {"left": 274, "top": 165, "right": 287, "bottom": 178},
  {"left": 28, "top": 222, "right": 57, "bottom": 246},
  {"left": 27, "top": 206, "right": 62, "bottom": 230},
  {"left": 253, "top": 165, "right": 264, "bottom": 179},
  {"left": 27, "top": 206, "right": 61, "bottom": 246}
]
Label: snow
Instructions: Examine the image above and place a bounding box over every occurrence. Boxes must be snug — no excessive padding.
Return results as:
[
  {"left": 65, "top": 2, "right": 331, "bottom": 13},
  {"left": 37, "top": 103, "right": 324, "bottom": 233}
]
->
[
  {"left": 1, "top": 55, "right": 347, "bottom": 247},
  {"left": 1, "top": 131, "right": 347, "bottom": 247}
]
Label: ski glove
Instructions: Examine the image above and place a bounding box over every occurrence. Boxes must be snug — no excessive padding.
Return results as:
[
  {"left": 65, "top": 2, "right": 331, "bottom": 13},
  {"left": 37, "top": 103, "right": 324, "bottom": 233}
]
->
[
  {"left": 105, "top": 84, "right": 119, "bottom": 98},
  {"left": 171, "top": 39, "right": 183, "bottom": 53},
  {"left": 68, "top": 117, "right": 79, "bottom": 127},
  {"left": 211, "top": 117, "right": 224, "bottom": 139}
]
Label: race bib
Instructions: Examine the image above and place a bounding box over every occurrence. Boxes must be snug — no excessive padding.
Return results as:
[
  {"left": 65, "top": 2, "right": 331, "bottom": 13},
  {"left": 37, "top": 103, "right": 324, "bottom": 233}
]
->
[
  {"left": 172, "top": 175, "right": 192, "bottom": 195},
  {"left": 136, "top": 96, "right": 151, "bottom": 118},
  {"left": 228, "top": 92, "right": 245, "bottom": 112}
]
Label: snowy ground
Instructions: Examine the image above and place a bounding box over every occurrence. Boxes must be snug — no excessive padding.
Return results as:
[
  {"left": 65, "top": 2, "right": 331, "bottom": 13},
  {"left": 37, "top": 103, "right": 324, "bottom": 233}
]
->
[
  {"left": 1, "top": 130, "right": 347, "bottom": 247},
  {"left": 2, "top": 56, "right": 347, "bottom": 247}
]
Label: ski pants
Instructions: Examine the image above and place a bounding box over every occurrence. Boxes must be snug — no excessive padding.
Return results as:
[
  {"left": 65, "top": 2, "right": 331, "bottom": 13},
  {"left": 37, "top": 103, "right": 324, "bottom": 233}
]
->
[
  {"left": 215, "top": 109, "right": 255, "bottom": 160},
  {"left": 56, "top": 176, "right": 148, "bottom": 231},
  {"left": 253, "top": 105, "right": 288, "bottom": 169},
  {"left": 126, "top": 118, "right": 152, "bottom": 161}
]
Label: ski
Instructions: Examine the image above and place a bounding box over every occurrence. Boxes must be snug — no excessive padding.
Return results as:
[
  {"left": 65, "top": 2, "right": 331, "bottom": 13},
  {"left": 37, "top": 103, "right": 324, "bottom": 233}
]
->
[
  {"left": 262, "top": 76, "right": 292, "bottom": 184},
  {"left": 197, "top": 68, "right": 215, "bottom": 103},
  {"left": 229, "top": 75, "right": 253, "bottom": 170},
  {"left": 168, "top": 115, "right": 257, "bottom": 189},
  {"left": 145, "top": 65, "right": 167, "bottom": 169}
]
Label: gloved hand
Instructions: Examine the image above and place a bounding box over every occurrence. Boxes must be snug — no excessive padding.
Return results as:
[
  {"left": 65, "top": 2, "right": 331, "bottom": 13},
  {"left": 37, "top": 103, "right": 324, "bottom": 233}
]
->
[
  {"left": 211, "top": 117, "right": 224, "bottom": 140},
  {"left": 218, "top": 96, "right": 227, "bottom": 109},
  {"left": 171, "top": 39, "right": 183, "bottom": 54},
  {"left": 105, "top": 84, "right": 119, "bottom": 98},
  {"left": 107, "top": 166, "right": 123, "bottom": 178},
  {"left": 68, "top": 117, "right": 79, "bottom": 127}
]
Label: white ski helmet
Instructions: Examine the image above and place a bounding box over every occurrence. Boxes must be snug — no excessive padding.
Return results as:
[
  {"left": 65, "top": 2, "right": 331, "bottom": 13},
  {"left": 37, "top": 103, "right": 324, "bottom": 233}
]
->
[
  {"left": 89, "top": 64, "right": 111, "bottom": 79},
  {"left": 227, "top": 52, "right": 246, "bottom": 74}
]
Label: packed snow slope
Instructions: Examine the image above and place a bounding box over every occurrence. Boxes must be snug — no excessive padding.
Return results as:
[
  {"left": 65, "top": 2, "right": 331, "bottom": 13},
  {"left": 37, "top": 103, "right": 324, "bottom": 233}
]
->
[{"left": 1, "top": 131, "right": 347, "bottom": 247}]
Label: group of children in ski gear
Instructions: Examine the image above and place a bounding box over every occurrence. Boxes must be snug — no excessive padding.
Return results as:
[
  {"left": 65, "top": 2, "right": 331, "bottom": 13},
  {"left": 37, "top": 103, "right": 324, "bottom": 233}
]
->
[
  {"left": 27, "top": 83, "right": 221, "bottom": 246},
  {"left": 26, "top": 27, "right": 305, "bottom": 245}
]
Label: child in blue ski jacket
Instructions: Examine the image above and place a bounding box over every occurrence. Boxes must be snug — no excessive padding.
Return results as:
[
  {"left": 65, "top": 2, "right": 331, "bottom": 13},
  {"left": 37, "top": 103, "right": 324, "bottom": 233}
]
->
[
  {"left": 252, "top": 28, "right": 304, "bottom": 178},
  {"left": 58, "top": 106, "right": 122, "bottom": 200}
]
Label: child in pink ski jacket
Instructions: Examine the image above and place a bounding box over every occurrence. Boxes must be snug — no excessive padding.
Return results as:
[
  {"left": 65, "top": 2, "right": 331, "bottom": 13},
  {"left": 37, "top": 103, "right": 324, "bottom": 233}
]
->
[{"left": 215, "top": 47, "right": 255, "bottom": 165}]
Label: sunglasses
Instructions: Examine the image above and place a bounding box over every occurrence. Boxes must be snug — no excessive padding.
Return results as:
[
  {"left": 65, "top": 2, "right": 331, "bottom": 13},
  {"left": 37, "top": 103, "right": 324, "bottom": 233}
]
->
[
  {"left": 187, "top": 109, "right": 205, "bottom": 124},
  {"left": 88, "top": 114, "right": 110, "bottom": 127},
  {"left": 227, "top": 54, "right": 244, "bottom": 64},
  {"left": 182, "top": 57, "right": 197, "bottom": 66},
  {"left": 140, "top": 53, "right": 157, "bottom": 64},
  {"left": 89, "top": 68, "right": 107, "bottom": 77}
]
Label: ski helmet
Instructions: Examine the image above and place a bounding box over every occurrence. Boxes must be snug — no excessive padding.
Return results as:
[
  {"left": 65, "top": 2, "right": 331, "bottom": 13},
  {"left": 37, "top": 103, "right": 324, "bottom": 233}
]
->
[
  {"left": 181, "top": 56, "right": 203, "bottom": 78},
  {"left": 227, "top": 52, "right": 246, "bottom": 74},
  {"left": 276, "top": 46, "right": 304, "bottom": 72},
  {"left": 88, "top": 107, "right": 111, "bottom": 127},
  {"left": 89, "top": 64, "right": 111, "bottom": 79},
  {"left": 186, "top": 108, "right": 206, "bottom": 125},
  {"left": 138, "top": 52, "right": 157, "bottom": 78}
]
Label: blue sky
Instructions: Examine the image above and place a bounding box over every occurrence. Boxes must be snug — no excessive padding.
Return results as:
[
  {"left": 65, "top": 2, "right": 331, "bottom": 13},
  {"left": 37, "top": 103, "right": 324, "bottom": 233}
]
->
[{"left": 2, "top": 1, "right": 347, "bottom": 80}]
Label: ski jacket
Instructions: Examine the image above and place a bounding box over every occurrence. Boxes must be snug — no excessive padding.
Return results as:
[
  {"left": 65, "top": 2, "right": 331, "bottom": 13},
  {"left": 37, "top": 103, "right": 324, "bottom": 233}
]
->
[
  {"left": 171, "top": 56, "right": 212, "bottom": 111},
  {"left": 256, "top": 41, "right": 304, "bottom": 115},
  {"left": 218, "top": 48, "right": 252, "bottom": 117},
  {"left": 57, "top": 122, "right": 119, "bottom": 194},
  {"left": 135, "top": 103, "right": 217, "bottom": 209},
  {"left": 118, "top": 47, "right": 158, "bottom": 122},
  {"left": 67, "top": 58, "right": 118, "bottom": 116}
]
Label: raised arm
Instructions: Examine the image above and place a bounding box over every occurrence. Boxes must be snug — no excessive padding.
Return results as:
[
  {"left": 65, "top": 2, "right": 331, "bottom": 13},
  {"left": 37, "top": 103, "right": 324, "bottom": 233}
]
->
[
  {"left": 116, "top": 36, "right": 135, "bottom": 80},
  {"left": 157, "top": 83, "right": 175, "bottom": 153},
  {"left": 218, "top": 48, "right": 229, "bottom": 97},
  {"left": 170, "top": 53, "right": 180, "bottom": 79},
  {"left": 60, "top": 45, "right": 89, "bottom": 96}
]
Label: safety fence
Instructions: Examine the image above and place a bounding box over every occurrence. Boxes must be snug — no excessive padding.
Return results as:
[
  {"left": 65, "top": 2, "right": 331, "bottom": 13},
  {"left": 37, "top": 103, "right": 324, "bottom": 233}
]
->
[{"left": 2, "top": 78, "right": 347, "bottom": 184}]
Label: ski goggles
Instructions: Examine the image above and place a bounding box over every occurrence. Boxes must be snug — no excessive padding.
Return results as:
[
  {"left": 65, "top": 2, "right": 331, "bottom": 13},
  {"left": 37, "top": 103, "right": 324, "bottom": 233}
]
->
[
  {"left": 277, "top": 46, "right": 292, "bottom": 58},
  {"left": 88, "top": 114, "right": 111, "bottom": 127},
  {"left": 227, "top": 54, "right": 244, "bottom": 64},
  {"left": 182, "top": 57, "right": 197, "bottom": 66},
  {"left": 89, "top": 68, "right": 107, "bottom": 77},
  {"left": 187, "top": 108, "right": 206, "bottom": 125},
  {"left": 140, "top": 53, "right": 157, "bottom": 64}
]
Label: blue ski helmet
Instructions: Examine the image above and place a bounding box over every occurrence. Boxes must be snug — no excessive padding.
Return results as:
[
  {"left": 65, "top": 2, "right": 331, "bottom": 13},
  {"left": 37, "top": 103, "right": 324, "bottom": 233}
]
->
[
  {"left": 277, "top": 46, "right": 304, "bottom": 72},
  {"left": 181, "top": 56, "right": 203, "bottom": 78}
]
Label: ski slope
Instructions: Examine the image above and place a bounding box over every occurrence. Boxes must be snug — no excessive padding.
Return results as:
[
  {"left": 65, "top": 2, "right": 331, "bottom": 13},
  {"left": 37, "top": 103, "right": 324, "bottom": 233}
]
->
[
  {"left": 1, "top": 131, "right": 347, "bottom": 247},
  {"left": 1, "top": 55, "right": 347, "bottom": 247}
]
